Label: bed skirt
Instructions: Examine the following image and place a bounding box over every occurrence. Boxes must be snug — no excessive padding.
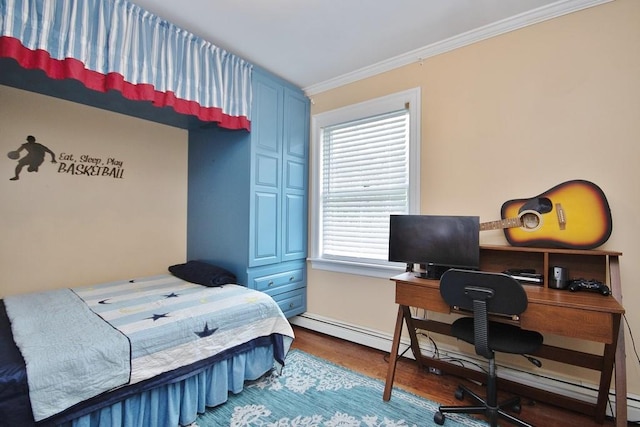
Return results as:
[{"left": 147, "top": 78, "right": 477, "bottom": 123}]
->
[{"left": 60, "top": 344, "right": 276, "bottom": 427}]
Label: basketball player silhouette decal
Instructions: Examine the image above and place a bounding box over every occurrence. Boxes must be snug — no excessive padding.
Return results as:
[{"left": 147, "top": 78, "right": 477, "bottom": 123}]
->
[{"left": 7, "top": 135, "right": 57, "bottom": 181}]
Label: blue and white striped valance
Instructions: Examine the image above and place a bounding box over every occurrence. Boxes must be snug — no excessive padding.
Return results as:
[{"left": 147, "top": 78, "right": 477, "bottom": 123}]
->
[{"left": 0, "top": 0, "right": 252, "bottom": 130}]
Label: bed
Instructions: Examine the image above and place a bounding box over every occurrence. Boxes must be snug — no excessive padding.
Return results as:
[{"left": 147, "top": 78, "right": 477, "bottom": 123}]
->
[{"left": 0, "top": 263, "right": 295, "bottom": 427}]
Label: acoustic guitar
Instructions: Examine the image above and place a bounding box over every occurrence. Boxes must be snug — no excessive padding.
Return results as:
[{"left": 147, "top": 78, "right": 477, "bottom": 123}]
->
[{"left": 480, "top": 180, "right": 612, "bottom": 250}]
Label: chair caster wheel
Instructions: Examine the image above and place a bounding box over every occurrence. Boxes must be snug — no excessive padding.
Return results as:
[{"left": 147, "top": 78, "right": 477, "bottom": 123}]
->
[
  {"left": 454, "top": 387, "right": 465, "bottom": 401},
  {"left": 434, "top": 411, "right": 445, "bottom": 425}
]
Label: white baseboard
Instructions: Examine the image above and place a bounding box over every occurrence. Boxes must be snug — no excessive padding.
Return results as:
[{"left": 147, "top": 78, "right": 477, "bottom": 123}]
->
[{"left": 290, "top": 312, "right": 640, "bottom": 422}]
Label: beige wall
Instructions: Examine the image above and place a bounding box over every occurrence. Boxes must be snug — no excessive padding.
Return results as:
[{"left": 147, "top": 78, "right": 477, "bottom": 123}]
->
[
  {"left": 0, "top": 85, "right": 188, "bottom": 297},
  {"left": 307, "top": 0, "right": 640, "bottom": 396}
]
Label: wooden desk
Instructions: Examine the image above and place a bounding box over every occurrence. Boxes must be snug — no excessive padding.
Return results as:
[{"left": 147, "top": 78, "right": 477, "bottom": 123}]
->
[{"left": 383, "top": 246, "right": 626, "bottom": 426}]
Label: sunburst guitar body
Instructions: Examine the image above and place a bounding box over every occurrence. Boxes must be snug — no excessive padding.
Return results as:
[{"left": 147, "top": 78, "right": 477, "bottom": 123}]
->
[{"left": 480, "top": 180, "right": 612, "bottom": 250}]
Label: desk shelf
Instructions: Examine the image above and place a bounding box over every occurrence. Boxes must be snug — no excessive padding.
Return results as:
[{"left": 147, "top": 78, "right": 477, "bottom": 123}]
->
[{"left": 479, "top": 245, "right": 621, "bottom": 287}]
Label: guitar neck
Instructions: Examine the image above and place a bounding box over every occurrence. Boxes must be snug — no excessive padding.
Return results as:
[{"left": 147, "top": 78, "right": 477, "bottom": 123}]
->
[{"left": 480, "top": 217, "right": 523, "bottom": 231}]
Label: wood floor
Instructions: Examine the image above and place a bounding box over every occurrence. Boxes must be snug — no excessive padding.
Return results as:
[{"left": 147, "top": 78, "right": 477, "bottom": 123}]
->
[{"left": 290, "top": 325, "right": 619, "bottom": 427}]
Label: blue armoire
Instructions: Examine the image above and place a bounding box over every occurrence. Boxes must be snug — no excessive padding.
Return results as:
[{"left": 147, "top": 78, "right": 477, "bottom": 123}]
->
[{"left": 187, "top": 68, "right": 309, "bottom": 317}]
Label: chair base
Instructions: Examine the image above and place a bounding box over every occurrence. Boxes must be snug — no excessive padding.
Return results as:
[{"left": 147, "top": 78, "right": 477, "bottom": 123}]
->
[{"left": 434, "top": 384, "right": 534, "bottom": 427}]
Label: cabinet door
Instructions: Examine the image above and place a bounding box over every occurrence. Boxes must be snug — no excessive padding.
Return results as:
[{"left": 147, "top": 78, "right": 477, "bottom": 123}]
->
[
  {"left": 281, "top": 87, "right": 309, "bottom": 262},
  {"left": 250, "top": 72, "right": 283, "bottom": 266}
]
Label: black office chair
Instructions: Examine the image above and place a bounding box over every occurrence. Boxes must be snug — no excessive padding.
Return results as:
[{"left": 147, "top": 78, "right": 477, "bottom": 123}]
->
[{"left": 434, "top": 269, "right": 543, "bottom": 427}]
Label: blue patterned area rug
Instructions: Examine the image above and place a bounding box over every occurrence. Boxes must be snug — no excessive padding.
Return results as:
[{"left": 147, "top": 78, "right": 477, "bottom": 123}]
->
[{"left": 195, "top": 349, "right": 487, "bottom": 427}]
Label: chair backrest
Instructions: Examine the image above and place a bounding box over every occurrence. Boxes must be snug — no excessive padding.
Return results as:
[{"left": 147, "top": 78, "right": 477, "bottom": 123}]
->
[
  {"left": 439, "top": 269, "right": 528, "bottom": 316},
  {"left": 439, "top": 269, "right": 529, "bottom": 359}
]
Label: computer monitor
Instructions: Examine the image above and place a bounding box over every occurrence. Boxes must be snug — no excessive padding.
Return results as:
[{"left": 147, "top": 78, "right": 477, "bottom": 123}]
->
[{"left": 388, "top": 214, "right": 480, "bottom": 279}]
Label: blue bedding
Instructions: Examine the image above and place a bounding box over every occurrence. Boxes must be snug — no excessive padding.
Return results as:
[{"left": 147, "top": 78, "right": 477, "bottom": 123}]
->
[
  {"left": 0, "top": 275, "right": 294, "bottom": 426},
  {"left": 0, "top": 300, "right": 32, "bottom": 426},
  {"left": 5, "top": 289, "right": 131, "bottom": 422}
]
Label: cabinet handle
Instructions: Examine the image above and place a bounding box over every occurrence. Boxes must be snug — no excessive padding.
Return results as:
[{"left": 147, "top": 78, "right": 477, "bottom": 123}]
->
[
  {"left": 268, "top": 281, "right": 274, "bottom": 287},
  {"left": 289, "top": 276, "right": 294, "bottom": 281},
  {"left": 289, "top": 303, "right": 294, "bottom": 308}
]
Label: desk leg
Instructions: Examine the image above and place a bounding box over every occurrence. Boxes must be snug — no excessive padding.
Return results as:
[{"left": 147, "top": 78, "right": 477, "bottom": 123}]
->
[
  {"left": 596, "top": 316, "right": 620, "bottom": 423},
  {"left": 614, "top": 318, "right": 627, "bottom": 427},
  {"left": 595, "top": 314, "right": 627, "bottom": 427},
  {"left": 383, "top": 306, "right": 405, "bottom": 401},
  {"left": 609, "top": 256, "right": 627, "bottom": 427}
]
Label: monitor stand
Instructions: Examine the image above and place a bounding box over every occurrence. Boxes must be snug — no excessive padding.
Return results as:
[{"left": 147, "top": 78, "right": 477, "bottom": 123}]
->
[{"left": 415, "top": 263, "right": 449, "bottom": 280}]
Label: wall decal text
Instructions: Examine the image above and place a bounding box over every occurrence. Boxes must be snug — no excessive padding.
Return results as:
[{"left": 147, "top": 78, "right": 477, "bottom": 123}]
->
[{"left": 57, "top": 153, "right": 125, "bottom": 179}]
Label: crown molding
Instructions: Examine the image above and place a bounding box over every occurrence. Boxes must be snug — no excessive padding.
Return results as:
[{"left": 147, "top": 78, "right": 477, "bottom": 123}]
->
[{"left": 303, "top": 0, "right": 613, "bottom": 96}]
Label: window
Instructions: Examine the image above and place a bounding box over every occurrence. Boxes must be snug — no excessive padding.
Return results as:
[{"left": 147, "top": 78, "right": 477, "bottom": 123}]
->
[{"left": 310, "top": 88, "right": 420, "bottom": 278}]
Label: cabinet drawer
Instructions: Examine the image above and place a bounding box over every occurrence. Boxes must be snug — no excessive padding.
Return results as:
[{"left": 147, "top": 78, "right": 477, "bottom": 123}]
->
[
  {"left": 274, "top": 288, "right": 306, "bottom": 318},
  {"left": 252, "top": 268, "right": 304, "bottom": 293}
]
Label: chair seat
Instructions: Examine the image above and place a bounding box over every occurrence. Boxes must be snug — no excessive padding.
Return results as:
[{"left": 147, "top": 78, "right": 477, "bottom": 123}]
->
[{"left": 452, "top": 317, "right": 543, "bottom": 355}]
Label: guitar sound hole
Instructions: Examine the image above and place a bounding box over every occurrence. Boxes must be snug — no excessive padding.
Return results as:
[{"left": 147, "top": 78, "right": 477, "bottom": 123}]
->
[{"left": 520, "top": 212, "right": 541, "bottom": 230}]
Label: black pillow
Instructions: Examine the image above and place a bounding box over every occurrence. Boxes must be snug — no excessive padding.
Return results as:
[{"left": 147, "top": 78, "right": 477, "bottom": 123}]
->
[{"left": 168, "top": 260, "right": 236, "bottom": 287}]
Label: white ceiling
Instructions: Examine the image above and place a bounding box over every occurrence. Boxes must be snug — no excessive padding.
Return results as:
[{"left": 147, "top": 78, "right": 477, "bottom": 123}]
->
[{"left": 130, "top": 0, "right": 607, "bottom": 94}]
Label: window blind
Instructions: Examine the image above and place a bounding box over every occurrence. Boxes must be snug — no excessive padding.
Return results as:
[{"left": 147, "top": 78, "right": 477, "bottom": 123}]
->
[{"left": 321, "top": 109, "right": 409, "bottom": 261}]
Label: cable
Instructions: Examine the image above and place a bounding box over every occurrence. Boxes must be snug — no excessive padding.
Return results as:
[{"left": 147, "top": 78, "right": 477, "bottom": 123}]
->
[
  {"left": 522, "top": 354, "right": 542, "bottom": 368},
  {"left": 417, "top": 330, "right": 439, "bottom": 359},
  {"left": 383, "top": 343, "right": 412, "bottom": 364}
]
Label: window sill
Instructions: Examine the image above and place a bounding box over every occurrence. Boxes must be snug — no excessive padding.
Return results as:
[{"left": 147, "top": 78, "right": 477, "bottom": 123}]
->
[{"left": 308, "top": 257, "right": 404, "bottom": 279}]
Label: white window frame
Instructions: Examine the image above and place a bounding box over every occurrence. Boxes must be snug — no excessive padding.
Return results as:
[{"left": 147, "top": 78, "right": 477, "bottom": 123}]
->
[{"left": 309, "top": 88, "right": 421, "bottom": 278}]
